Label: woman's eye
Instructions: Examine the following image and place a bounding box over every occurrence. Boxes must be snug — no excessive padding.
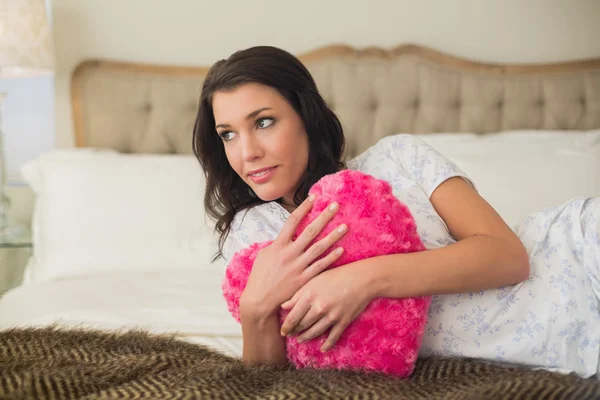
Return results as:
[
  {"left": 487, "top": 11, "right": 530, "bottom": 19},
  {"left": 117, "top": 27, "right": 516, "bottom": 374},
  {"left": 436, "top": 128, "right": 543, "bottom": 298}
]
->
[
  {"left": 257, "top": 118, "right": 274, "bottom": 129},
  {"left": 219, "top": 131, "right": 235, "bottom": 141}
]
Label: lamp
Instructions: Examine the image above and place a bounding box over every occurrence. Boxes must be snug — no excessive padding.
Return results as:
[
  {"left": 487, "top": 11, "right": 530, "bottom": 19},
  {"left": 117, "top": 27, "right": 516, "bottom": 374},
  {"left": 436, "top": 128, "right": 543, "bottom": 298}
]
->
[{"left": 0, "top": 0, "right": 54, "bottom": 239}]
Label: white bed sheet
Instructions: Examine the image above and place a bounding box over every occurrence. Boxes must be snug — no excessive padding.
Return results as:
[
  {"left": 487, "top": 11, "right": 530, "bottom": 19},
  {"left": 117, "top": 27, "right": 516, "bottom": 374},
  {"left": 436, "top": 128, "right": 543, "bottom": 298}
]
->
[{"left": 0, "top": 267, "right": 244, "bottom": 357}]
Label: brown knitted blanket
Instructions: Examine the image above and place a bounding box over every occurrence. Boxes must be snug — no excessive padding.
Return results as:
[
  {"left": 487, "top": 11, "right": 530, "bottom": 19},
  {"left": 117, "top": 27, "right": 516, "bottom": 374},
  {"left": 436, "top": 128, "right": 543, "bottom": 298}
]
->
[{"left": 1, "top": 326, "right": 599, "bottom": 399}]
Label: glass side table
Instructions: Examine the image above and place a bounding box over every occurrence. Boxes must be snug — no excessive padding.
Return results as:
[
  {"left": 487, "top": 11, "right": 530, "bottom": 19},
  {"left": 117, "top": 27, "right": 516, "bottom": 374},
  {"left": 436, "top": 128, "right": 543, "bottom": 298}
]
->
[{"left": 0, "top": 225, "right": 32, "bottom": 298}]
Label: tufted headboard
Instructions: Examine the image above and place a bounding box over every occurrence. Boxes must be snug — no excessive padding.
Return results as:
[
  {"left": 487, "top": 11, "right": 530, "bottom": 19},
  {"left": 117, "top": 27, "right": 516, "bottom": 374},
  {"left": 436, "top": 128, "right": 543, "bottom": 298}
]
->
[{"left": 71, "top": 44, "right": 600, "bottom": 159}]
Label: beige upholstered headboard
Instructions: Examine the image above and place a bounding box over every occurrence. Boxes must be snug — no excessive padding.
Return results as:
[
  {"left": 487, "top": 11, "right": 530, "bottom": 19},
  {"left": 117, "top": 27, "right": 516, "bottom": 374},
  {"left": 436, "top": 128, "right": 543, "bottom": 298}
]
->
[{"left": 71, "top": 44, "right": 600, "bottom": 159}]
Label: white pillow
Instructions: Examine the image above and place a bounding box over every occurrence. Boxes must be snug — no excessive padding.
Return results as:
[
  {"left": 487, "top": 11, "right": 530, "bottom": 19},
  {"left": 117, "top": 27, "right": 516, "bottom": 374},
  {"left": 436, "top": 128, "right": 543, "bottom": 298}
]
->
[
  {"left": 21, "top": 130, "right": 600, "bottom": 282},
  {"left": 415, "top": 130, "right": 600, "bottom": 227},
  {"left": 21, "top": 149, "right": 224, "bottom": 284}
]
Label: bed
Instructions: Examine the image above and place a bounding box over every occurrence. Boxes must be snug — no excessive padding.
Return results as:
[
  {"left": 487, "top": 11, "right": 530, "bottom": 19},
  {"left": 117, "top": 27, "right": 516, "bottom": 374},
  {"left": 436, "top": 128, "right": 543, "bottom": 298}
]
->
[{"left": 1, "top": 43, "right": 600, "bottom": 398}]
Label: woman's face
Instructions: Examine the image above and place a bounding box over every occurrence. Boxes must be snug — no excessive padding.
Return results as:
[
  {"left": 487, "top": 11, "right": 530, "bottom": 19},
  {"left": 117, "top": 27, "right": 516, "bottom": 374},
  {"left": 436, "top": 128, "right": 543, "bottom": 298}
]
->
[{"left": 212, "top": 82, "right": 309, "bottom": 207}]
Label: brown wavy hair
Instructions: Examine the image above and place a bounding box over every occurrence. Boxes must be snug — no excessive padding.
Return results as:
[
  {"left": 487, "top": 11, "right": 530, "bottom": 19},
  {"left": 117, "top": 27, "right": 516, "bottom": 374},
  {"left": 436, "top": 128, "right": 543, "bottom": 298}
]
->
[{"left": 192, "top": 46, "right": 346, "bottom": 260}]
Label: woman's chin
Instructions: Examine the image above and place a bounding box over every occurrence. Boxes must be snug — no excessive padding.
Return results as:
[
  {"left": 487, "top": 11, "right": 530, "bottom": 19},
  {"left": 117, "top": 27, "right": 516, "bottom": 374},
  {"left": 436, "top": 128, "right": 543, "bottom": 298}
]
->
[
  {"left": 247, "top": 178, "right": 296, "bottom": 203},
  {"left": 252, "top": 187, "right": 287, "bottom": 203}
]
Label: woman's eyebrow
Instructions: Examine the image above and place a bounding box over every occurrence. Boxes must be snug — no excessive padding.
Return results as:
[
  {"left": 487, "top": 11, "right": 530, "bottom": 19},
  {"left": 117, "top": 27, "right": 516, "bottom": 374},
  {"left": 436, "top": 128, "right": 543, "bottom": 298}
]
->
[{"left": 215, "top": 107, "right": 273, "bottom": 129}]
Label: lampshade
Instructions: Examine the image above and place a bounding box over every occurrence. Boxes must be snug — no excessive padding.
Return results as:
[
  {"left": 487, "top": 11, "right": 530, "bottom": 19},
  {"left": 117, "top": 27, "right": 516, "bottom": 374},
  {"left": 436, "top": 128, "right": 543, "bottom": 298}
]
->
[{"left": 0, "top": 0, "right": 54, "bottom": 78}]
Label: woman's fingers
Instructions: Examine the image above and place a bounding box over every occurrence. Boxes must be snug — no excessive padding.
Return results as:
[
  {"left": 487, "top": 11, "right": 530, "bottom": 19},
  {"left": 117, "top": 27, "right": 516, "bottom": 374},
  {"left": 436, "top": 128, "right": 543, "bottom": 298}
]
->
[
  {"left": 292, "top": 202, "right": 340, "bottom": 253},
  {"left": 321, "top": 321, "right": 350, "bottom": 352},
  {"left": 280, "top": 295, "right": 311, "bottom": 337},
  {"left": 301, "top": 246, "right": 344, "bottom": 281},
  {"left": 288, "top": 306, "right": 323, "bottom": 336},
  {"left": 280, "top": 292, "right": 300, "bottom": 310},
  {"left": 277, "top": 195, "right": 345, "bottom": 270},
  {"left": 299, "top": 226, "right": 346, "bottom": 274},
  {"left": 296, "top": 317, "right": 334, "bottom": 343},
  {"left": 276, "top": 194, "right": 316, "bottom": 244}
]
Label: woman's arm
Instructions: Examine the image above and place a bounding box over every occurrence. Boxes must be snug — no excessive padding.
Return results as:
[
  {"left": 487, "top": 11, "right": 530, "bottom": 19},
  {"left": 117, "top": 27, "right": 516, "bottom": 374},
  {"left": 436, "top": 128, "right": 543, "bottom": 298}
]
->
[
  {"left": 227, "top": 196, "right": 348, "bottom": 364},
  {"left": 364, "top": 176, "right": 531, "bottom": 298},
  {"left": 239, "top": 302, "right": 288, "bottom": 365},
  {"left": 278, "top": 177, "right": 531, "bottom": 348}
]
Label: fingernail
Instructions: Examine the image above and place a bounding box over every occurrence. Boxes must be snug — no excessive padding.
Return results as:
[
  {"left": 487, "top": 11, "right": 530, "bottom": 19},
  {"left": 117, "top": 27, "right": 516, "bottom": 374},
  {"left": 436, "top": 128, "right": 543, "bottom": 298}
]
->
[
  {"left": 308, "top": 194, "right": 315, "bottom": 202},
  {"left": 321, "top": 345, "right": 329, "bottom": 352},
  {"left": 297, "top": 338, "right": 305, "bottom": 343},
  {"left": 329, "top": 203, "right": 339, "bottom": 212},
  {"left": 337, "top": 224, "right": 347, "bottom": 234},
  {"left": 335, "top": 247, "right": 344, "bottom": 255}
]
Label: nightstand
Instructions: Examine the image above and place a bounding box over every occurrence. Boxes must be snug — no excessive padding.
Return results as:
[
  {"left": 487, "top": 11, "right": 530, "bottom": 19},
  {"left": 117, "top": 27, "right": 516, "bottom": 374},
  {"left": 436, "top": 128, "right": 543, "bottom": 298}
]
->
[{"left": 0, "top": 225, "right": 32, "bottom": 298}]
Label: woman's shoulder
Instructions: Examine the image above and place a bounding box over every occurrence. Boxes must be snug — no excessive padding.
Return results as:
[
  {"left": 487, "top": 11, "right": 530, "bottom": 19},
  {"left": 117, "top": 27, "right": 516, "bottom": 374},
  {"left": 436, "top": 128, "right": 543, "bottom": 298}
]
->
[
  {"left": 348, "top": 134, "right": 425, "bottom": 162},
  {"left": 347, "top": 133, "right": 418, "bottom": 171},
  {"left": 373, "top": 134, "right": 436, "bottom": 156}
]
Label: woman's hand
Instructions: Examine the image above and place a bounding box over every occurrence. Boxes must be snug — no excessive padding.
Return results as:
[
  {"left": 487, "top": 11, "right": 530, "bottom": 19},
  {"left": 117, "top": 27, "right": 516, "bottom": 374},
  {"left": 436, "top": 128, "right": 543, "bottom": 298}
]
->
[
  {"left": 279, "top": 262, "right": 375, "bottom": 352},
  {"left": 239, "top": 195, "right": 348, "bottom": 321}
]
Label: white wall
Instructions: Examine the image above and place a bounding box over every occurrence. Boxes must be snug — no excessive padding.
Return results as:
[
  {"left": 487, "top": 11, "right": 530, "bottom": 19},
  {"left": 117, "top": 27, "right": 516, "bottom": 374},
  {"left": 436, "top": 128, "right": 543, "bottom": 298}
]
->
[{"left": 9, "top": 0, "right": 600, "bottom": 226}]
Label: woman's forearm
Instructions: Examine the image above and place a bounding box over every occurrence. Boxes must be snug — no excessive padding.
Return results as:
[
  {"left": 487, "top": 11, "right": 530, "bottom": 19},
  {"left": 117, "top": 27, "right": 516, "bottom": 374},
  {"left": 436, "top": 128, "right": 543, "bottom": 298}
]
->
[
  {"left": 360, "top": 234, "right": 530, "bottom": 299},
  {"left": 239, "top": 304, "right": 288, "bottom": 366}
]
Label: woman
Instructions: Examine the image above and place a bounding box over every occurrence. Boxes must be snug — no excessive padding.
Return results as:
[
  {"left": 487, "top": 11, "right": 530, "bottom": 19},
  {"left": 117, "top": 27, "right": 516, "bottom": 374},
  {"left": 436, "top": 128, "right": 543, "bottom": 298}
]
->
[{"left": 193, "top": 46, "right": 600, "bottom": 378}]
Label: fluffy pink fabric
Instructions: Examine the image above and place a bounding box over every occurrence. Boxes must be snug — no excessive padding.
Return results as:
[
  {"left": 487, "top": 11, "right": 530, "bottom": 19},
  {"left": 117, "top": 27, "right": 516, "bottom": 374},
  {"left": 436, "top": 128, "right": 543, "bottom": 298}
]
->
[{"left": 222, "top": 170, "right": 431, "bottom": 377}]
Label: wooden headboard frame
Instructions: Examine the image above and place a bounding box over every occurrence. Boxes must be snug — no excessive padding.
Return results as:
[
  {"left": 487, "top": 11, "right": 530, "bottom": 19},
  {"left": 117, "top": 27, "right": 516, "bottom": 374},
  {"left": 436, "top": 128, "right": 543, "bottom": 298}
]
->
[{"left": 70, "top": 43, "right": 600, "bottom": 154}]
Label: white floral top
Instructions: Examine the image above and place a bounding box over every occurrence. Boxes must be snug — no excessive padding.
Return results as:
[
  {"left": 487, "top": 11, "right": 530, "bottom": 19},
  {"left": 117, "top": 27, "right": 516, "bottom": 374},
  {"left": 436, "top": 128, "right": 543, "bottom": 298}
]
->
[{"left": 222, "top": 134, "right": 600, "bottom": 378}]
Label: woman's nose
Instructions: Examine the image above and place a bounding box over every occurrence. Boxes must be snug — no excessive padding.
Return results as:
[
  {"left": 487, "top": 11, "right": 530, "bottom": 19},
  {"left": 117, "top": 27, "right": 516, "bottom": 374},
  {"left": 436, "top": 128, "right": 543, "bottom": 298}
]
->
[{"left": 240, "top": 134, "right": 264, "bottom": 162}]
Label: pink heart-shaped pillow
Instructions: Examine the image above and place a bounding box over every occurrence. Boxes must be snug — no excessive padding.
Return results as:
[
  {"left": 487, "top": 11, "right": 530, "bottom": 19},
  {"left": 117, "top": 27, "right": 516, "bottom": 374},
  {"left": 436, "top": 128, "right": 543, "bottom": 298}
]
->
[{"left": 222, "top": 170, "right": 431, "bottom": 377}]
